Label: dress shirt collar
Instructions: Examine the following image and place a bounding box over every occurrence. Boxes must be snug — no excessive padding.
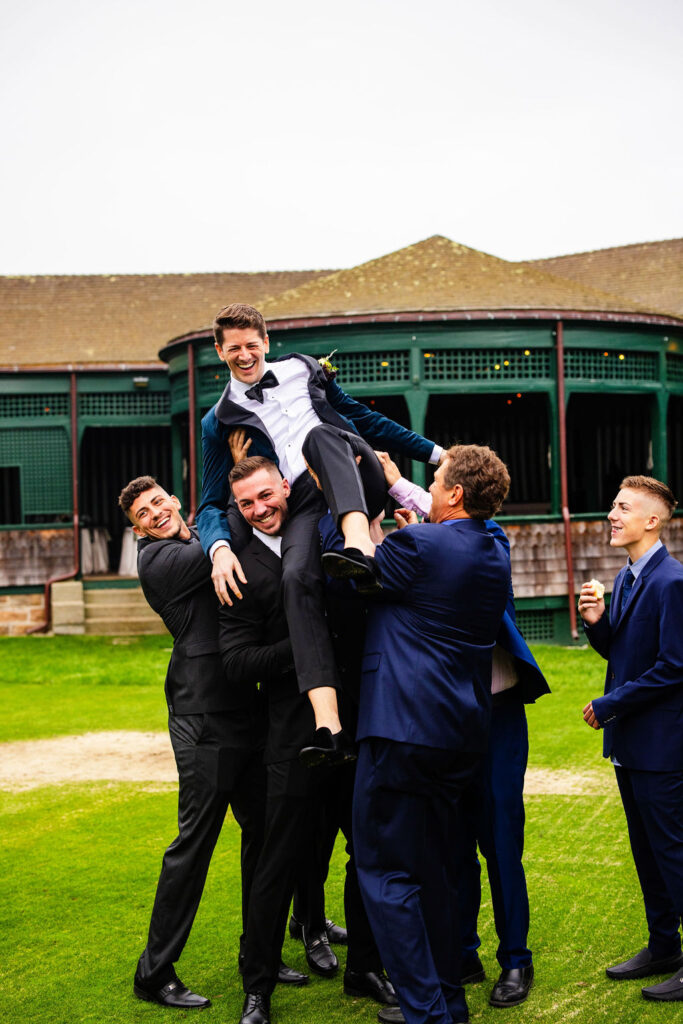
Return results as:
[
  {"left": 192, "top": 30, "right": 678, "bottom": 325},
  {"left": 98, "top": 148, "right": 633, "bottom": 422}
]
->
[
  {"left": 628, "top": 538, "right": 662, "bottom": 580},
  {"left": 253, "top": 528, "right": 282, "bottom": 558}
]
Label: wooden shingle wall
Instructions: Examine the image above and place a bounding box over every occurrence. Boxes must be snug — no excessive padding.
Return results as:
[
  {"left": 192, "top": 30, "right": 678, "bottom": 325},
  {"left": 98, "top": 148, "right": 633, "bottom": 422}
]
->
[{"left": 508, "top": 518, "right": 683, "bottom": 598}]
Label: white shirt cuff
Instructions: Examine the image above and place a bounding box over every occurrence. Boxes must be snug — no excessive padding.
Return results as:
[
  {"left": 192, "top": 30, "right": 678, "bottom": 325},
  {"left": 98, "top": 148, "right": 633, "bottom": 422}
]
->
[
  {"left": 209, "top": 540, "right": 231, "bottom": 562},
  {"left": 429, "top": 444, "right": 443, "bottom": 465}
]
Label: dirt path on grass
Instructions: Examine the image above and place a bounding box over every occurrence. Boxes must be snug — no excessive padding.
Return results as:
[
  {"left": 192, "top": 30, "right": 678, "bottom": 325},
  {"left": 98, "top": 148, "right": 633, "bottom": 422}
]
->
[{"left": 0, "top": 731, "right": 617, "bottom": 794}]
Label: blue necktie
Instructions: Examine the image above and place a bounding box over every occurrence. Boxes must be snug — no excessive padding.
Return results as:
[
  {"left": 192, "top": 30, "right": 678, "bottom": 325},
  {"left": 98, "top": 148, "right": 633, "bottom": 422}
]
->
[
  {"left": 245, "top": 370, "right": 279, "bottom": 403},
  {"left": 620, "top": 567, "right": 635, "bottom": 616}
]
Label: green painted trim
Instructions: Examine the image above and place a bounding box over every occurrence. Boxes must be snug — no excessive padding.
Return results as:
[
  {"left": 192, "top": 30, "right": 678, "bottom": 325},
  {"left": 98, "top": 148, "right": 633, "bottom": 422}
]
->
[
  {"left": 82, "top": 578, "right": 140, "bottom": 590},
  {"left": 0, "top": 523, "right": 72, "bottom": 531},
  {"left": 0, "top": 585, "right": 44, "bottom": 595}
]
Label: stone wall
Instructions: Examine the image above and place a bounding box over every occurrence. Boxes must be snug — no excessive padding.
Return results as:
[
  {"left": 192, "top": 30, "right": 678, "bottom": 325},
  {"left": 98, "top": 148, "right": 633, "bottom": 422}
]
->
[
  {"left": 0, "top": 529, "right": 74, "bottom": 587},
  {"left": 0, "top": 593, "right": 45, "bottom": 635}
]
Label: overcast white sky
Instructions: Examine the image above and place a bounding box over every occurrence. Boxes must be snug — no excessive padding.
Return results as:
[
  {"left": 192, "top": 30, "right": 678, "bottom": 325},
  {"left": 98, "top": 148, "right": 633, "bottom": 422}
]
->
[{"left": 1, "top": 0, "right": 681, "bottom": 275}]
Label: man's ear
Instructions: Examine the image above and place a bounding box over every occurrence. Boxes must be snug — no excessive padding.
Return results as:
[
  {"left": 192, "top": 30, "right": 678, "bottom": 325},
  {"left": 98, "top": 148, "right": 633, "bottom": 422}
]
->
[
  {"left": 263, "top": 333, "right": 270, "bottom": 354},
  {"left": 282, "top": 477, "right": 291, "bottom": 498},
  {"left": 170, "top": 495, "right": 182, "bottom": 511},
  {"left": 132, "top": 524, "right": 144, "bottom": 538},
  {"left": 448, "top": 483, "right": 464, "bottom": 507},
  {"left": 645, "top": 513, "right": 661, "bottom": 533},
  {"left": 214, "top": 340, "right": 226, "bottom": 362}
]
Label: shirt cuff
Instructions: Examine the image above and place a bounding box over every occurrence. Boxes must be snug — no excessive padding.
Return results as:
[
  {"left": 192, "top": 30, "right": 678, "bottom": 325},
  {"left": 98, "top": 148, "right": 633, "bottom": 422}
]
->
[
  {"left": 209, "top": 540, "right": 231, "bottom": 562},
  {"left": 429, "top": 444, "right": 443, "bottom": 465}
]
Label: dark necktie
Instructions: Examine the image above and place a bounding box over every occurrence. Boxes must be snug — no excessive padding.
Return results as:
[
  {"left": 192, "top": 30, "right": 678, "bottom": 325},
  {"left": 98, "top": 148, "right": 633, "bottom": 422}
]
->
[
  {"left": 245, "top": 370, "right": 279, "bottom": 404},
  {"left": 620, "top": 567, "right": 635, "bottom": 616}
]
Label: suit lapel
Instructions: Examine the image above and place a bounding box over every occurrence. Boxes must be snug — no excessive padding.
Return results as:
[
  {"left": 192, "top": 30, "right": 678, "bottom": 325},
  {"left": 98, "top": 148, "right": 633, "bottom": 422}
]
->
[
  {"left": 214, "top": 378, "right": 276, "bottom": 449},
  {"left": 612, "top": 545, "right": 668, "bottom": 631},
  {"left": 249, "top": 536, "right": 283, "bottom": 576}
]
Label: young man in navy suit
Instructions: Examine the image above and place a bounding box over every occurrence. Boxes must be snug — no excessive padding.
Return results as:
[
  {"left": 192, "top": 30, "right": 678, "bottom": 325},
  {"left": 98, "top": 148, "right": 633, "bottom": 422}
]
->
[
  {"left": 197, "top": 303, "right": 442, "bottom": 762},
  {"left": 346, "top": 444, "right": 512, "bottom": 1024},
  {"left": 579, "top": 475, "right": 683, "bottom": 1003}
]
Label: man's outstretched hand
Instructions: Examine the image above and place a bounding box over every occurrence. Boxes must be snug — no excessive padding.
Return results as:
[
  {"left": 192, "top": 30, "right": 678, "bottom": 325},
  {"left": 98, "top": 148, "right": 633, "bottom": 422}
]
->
[{"left": 212, "top": 546, "right": 247, "bottom": 606}]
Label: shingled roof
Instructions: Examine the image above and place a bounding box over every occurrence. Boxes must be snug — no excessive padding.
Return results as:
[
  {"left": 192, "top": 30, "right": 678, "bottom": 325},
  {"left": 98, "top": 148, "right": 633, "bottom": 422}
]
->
[
  {"left": 522, "top": 239, "right": 683, "bottom": 319},
  {"left": 258, "top": 235, "right": 672, "bottom": 324},
  {"left": 0, "top": 269, "right": 333, "bottom": 368}
]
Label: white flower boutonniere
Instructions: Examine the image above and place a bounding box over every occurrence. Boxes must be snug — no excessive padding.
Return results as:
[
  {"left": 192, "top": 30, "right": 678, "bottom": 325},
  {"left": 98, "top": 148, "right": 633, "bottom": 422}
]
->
[{"left": 318, "top": 350, "right": 339, "bottom": 381}]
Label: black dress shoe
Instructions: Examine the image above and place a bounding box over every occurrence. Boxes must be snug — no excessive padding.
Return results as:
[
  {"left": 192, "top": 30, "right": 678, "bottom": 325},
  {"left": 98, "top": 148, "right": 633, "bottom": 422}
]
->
[
  {"left": 606, "top": 947, "right": 683, "bottom": 980},
  {"left": 642, "top": 968, "right": 683, "bottom": 1001},
  {"left": 240, "top": 991, "right": 270, "bottom": 1024},
  {"left": 377, "top": 1008, "right": 405, "bottom": 1024},
  {"left": 321, "top": 548, "right": 383, "bottom": 594},
  {"left": 344, "top": 969, "right": 398, "bottom": 1005},
  {"left": 133, "top": 976, "right": 211, "bottom": 1009},
  {"left": 461, "top": 954, "right": 486, "bottom": 984},
  {"left": 325, "top": 918, "right": 348, "bottom": 944},
  {"left": 299, "top": 727, "right": 357, "bottom": 769},
  {"left": 489, "top": 966, "right": 534, "bottom": 1007},
  {"left": 277, "top": 961, "right": 309, "bottom": 986},
  {"left": 303, "top": 926, "right": 339, "bottom": 976},
  {"left": 289, "top": 914, "right": 348, "bottom": 945}
]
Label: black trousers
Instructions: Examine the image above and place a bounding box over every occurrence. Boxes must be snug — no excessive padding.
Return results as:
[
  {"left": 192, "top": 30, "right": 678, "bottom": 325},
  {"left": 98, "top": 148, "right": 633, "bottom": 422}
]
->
[
  {"left": 228, "top": 424, "right": 386, "bottom": 694},
  {"left": 242, "top": 757, "right": 382, "bottom": 996},
  {"left": 136, "top": 711, "right": 266, "bottom": 987}
]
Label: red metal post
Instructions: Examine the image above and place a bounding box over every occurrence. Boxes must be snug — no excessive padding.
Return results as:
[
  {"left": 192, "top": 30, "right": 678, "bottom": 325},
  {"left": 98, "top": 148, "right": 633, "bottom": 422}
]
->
[
  {"left": 186, "top": 342, "right": 198, "bottom": 525},
  {"left": 556, "top": 322, "right": 579, "bottom": 639}
]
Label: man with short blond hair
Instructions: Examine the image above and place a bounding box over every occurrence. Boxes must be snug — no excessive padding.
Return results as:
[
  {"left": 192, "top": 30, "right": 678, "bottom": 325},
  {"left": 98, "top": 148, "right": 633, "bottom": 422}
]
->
[{"left": 579, "top": 475, "right": 683, "bottom": 1003}]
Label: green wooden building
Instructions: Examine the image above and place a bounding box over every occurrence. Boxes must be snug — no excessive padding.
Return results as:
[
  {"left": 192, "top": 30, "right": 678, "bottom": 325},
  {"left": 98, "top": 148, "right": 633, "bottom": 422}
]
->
[{"left": 1, "top": 235, "right": 682, "bottom": 638}]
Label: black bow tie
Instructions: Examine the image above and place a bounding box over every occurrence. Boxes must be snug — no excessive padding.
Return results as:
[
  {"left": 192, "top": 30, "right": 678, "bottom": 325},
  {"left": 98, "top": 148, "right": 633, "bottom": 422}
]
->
[{"left": 245, "top": 370, "right": 279, "bottom": 403}]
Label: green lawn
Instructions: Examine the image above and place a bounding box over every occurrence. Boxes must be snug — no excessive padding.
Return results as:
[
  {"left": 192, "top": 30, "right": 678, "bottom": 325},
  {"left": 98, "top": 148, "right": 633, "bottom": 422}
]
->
[{"left": 0, "top": 637, "right": 670, "bottom": 1024}]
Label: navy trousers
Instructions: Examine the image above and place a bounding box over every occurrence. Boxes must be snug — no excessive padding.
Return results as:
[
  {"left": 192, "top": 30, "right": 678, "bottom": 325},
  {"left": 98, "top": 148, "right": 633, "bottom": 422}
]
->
[
  {"left": 457, "top": 697, "right": 532, "bottom": 970},
  {"left": 353, "top": 738, "right": 480, "bottom": 1024},
  {"left": 615, "top": 765, "right": 683, "bottom": 956}
]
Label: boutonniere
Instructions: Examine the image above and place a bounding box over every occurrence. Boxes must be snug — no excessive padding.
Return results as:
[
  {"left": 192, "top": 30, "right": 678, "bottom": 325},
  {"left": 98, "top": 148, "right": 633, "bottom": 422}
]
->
[{"left": 318, "top": 351, "right": 338, "bottom": 381}]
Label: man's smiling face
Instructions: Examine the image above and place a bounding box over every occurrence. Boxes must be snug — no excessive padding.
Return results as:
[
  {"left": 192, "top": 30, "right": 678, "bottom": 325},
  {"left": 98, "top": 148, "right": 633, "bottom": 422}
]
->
[
  {"left": 215, "top": 327, "right": 269, "bottom": 385},
  {"left": 232, "top": 467, "right": 291, "bottom": 535},
  {"left": 128, "top": 485, "right": 190, "bottom": 541},
  {"left": 607, "top": 486, "right": 659, "bottom": 555}
]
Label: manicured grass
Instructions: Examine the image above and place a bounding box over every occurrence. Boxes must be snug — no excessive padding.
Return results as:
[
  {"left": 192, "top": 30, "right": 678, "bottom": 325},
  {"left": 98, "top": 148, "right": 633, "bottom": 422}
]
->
[
  {"left": 0, "top": 636, "right": 171, "bottom": 740},
  {"left": 0, "top": 637, "right": 669, "bottom": 1023},
  {"left": 526, "top": 644, "right": 610, "bottom": 772}
]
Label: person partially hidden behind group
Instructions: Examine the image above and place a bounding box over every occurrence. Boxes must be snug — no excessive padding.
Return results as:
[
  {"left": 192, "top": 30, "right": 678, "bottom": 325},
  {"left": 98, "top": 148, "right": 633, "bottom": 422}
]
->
[
  {"left": 219, "top": 455, "right": 398, "bottom": 1024},
  {"left": 196, "top": 302, "right": 444, "bottom": 766}
]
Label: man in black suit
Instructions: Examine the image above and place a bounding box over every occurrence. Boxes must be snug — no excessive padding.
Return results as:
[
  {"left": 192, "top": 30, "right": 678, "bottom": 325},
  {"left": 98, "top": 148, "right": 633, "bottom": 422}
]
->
[
  {"left": 118, "top": 476, "right": 272, "bottom": 1009},
  {"left": 218, "top": 456, "right": 397, "bottom": 1024}
]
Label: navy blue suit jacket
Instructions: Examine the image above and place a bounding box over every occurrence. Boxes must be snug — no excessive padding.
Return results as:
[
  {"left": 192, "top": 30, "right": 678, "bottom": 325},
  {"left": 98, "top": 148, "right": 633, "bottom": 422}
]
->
[
  {"left": 197, "top": 353, "right": 436, "bottom": 555},
  {"left": 357, "top": 519, "right": 510, "bottom": 752},
  {"left": 486, "top": 519, "right": 550, "bottom": 704},
  {"left": 586, "top": 544, "right": 683, "bottom": 771}
]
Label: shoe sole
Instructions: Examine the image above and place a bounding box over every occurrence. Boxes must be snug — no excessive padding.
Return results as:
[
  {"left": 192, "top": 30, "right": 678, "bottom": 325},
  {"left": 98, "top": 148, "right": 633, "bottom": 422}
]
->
[
  {"left": 321, "top": 553, "right": 383, "bottom": 593},
  {"left": 306, "top": 961, "right": 338, "bottom": 978},
  {"left": 299, "top": 746, "right": 357, "bottom": 769},
  {"left": 277, "top": 974, "right": 309, "bottom": 987},
  {"left": 462, "top": 970, "right": 486, "bottom": 984},
  {"left": 642, "top": 990, "right": 683, "bottom": 1002}
]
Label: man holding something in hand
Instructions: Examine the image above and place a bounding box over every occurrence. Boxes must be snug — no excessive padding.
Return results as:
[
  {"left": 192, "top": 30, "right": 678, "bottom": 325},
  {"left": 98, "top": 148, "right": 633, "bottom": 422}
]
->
[{"left": 579, "top": 475, "right": 683, "bottom": 1003}]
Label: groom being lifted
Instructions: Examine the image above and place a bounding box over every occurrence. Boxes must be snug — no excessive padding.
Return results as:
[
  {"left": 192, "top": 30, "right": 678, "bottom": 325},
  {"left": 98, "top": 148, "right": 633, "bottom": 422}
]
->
[{"left": 197, "top": 303, "right": 443, "bottom": 760}]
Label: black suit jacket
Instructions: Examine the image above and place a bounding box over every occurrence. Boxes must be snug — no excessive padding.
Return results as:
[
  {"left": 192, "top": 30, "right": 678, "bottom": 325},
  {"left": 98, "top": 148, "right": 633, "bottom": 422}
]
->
[
  {"left": 138, "top": 527, "right": 260, "bottom": 718},
  {"left": 217, "top": 535, "right": 318, "bottom": 764}
]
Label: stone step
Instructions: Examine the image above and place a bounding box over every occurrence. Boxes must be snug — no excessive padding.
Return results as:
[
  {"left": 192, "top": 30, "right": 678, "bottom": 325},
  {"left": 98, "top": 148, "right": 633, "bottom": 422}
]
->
[
  {"left": 84, "top": 588, "right": 149, "bottom": 606},
  {"left": 84, "top": 615, "right": 168, "bottom": 636}
]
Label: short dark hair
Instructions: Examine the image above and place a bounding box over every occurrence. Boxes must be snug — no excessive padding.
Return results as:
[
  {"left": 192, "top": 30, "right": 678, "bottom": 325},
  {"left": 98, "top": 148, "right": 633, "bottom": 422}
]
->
[
  {"left": 118, "top": 475, "right": 158, "bottom": 514},
  {"left": 442, "top": 444, "right": 510, "bottom": 519},
  {"left": 620, "top": 475, "right": 677, "bottom": 524},
  {"left": 213, "top": 303, "right": 267, "bottom": 347},
  {"left": 228, "top": 456, "right": 282, "bottom": 490}
]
